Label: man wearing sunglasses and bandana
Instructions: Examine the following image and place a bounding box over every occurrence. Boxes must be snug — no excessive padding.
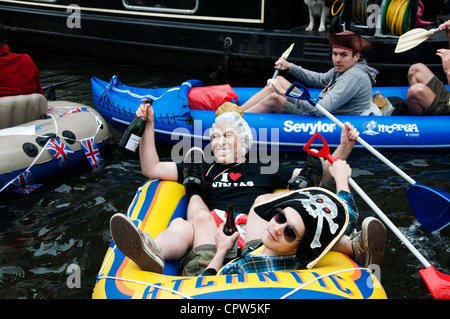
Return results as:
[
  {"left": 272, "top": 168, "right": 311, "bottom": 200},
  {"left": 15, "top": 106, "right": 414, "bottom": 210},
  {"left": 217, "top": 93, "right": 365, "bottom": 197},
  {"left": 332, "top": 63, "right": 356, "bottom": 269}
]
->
[
  {"left": 110, "top": 102, "right": 387, "bottom": 276},
  {"left": 240, "top": 31, "right": 380, "bottom": 116}
]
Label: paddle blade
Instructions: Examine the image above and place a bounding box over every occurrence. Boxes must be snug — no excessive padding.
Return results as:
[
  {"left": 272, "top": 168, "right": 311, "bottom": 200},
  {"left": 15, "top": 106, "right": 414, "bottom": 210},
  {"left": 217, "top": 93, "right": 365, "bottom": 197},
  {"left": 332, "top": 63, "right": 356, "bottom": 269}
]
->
[
  {"left": 419, "top": 266, "right": 450, "bottom": 299},
  {"left": 281, "top": 43, "right": 295, "bottom": 59},
  {"left": 395, "top": 28, "right": 436, "bottom": 53},
  {"left": 407, "top": 183, "right": 450, "bottom": 232}
]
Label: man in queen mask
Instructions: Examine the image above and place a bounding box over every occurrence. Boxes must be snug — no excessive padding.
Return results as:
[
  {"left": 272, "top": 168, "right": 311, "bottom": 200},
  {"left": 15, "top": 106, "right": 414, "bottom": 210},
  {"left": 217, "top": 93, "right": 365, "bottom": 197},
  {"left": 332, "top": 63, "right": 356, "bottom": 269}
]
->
[{"left": 110, "top": 101, "right": 387, "bottom": 275}]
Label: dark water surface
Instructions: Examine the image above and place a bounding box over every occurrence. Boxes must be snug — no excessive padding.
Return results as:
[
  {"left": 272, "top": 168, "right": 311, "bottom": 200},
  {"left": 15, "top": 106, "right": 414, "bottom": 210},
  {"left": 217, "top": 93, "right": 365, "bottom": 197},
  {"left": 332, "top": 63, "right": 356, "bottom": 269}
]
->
[{"left": 0, "top": 55, "right": 449, "bottom": 299}]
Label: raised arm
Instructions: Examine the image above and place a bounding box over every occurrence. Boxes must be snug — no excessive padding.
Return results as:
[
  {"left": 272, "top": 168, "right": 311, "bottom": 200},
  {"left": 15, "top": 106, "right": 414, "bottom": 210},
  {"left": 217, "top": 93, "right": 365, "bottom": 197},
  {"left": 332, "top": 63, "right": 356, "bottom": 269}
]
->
[
  {"left": 138, "top": 99, "right": 178, "bottom": 181},
  {"left": 290, "top": 122, "right": 358, "bottom": 184},
  {"left": 322, "top": 122, "right": 359, "bottom": 184}
]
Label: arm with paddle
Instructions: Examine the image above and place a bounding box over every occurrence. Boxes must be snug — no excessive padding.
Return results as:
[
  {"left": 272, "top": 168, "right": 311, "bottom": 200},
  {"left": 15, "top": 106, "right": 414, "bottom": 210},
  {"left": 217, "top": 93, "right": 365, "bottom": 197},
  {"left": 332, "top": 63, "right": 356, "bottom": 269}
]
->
[
  {"left": 268, "top": 43, "right": 294, "bottom": 89},
  {"left": 395, "top": 20, "right": 450, "bottom": 53},
  {"left": 288, "top": 82, "right": 450, "bottom": 299}
]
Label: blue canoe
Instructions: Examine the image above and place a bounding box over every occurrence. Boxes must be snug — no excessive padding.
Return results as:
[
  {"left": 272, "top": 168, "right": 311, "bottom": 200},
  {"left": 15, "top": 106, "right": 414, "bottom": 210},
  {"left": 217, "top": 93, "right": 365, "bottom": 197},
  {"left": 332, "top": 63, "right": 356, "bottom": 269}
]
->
[{"left": 91, "top": 76, "right": 450, "bottom": 152}]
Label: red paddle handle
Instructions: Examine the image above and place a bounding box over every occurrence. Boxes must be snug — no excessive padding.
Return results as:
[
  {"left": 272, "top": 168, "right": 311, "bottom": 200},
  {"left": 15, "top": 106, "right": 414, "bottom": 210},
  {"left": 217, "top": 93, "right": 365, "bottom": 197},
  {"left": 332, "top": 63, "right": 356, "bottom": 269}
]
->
[{"left": 303, "top": 133, "right": 338, "bottom": 164}]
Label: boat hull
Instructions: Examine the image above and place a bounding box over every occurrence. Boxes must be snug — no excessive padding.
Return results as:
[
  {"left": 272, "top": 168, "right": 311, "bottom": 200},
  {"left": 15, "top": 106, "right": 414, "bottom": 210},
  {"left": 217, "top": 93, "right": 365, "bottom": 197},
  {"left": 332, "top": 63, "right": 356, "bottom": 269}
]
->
[{"left": 0, "top": 100, "right": 110, "bottom": 193}]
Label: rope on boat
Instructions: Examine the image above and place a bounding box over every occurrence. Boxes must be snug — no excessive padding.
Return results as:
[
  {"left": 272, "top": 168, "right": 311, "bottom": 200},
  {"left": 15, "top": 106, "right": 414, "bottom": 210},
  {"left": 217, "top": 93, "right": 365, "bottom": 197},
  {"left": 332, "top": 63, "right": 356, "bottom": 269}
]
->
[
  {"left": 96, "top": 263, "right": 374, "bottom": 299},
  {"left": 96, "top": 274, "right": 195, "bottom": 299}
]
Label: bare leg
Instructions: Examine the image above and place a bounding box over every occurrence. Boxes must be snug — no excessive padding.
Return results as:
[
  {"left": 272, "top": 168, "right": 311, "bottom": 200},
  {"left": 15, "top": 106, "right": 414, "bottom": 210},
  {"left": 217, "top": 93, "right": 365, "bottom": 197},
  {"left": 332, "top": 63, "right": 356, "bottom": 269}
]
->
[
  {"left": 406, "top": 63, "right": 437, "bottom": 115},
  {"left": 155, "top": 218, "right": 194, "bottom": 260},
  {"left": 406, "top": 83, "right": 436, "bottom": 115},
  {"left": 155, "top": 194, "right": 217, "bottom": 259},
  {"left": 330, "top": 234, "right": 353, "bottom": 256},
  {"left": 240, "top": 86, "right": 278, "bottom": 111},
  {"left": 407, "top": 63, "right": 434, "bottom": 85},
  {"left": 186, "top": 194, "right": 217, "bottom": 248},
  {"left": 244, "top": 92, "right": 286, "bottom": 113},
  {"left": 241, "top": 76, "right": 291, "bottom": 113}
]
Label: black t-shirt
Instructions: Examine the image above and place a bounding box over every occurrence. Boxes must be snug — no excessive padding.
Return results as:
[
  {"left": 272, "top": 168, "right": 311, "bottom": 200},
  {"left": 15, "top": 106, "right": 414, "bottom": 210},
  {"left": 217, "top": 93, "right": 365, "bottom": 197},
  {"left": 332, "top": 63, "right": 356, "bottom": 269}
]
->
[{"left": 177, "top": 160, "right": 295, "bottom": 214}]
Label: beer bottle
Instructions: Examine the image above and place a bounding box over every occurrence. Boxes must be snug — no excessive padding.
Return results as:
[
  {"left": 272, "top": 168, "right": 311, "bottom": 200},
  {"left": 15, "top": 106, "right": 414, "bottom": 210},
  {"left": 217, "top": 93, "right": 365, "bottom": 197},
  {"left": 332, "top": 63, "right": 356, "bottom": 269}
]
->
[
  {"left": 224, "top": 204, "right": 238, "bottom": 261},
  {"left": 119, "top": 98, "right": 153, "bottom": 152}
]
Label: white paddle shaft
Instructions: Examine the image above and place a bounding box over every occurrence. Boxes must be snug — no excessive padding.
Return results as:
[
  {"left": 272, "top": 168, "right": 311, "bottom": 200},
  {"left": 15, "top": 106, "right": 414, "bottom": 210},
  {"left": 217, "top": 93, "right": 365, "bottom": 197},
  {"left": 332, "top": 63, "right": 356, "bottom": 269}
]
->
[
  {"left": 315, "top": 102, "right": 432, "bottom": 268},
  {"left": 314, "top": 103, "right": 417, "bottom": 185}
]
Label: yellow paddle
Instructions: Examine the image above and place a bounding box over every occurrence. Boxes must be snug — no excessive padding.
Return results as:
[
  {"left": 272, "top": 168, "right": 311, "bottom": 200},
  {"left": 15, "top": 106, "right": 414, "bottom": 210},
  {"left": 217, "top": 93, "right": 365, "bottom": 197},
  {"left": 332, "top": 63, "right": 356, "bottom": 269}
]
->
[
  {"left": 268, "top": 43, "right": 295, "bottom": 88},
  {"left": 395, "top": 27, "right": 442, "bottom": 53}
]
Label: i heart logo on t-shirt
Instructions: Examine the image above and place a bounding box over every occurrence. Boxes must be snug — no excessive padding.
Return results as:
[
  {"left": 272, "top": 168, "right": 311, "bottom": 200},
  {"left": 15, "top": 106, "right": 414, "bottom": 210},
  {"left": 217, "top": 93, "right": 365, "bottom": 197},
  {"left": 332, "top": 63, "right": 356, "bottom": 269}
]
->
[{"left": 229, "top": 172, "right": 241, "bottom": 181}]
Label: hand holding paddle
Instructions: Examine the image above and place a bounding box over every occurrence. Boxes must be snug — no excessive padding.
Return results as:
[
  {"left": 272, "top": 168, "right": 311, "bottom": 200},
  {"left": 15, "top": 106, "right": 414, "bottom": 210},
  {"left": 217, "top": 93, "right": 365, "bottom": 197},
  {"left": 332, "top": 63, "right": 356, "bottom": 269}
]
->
[
  {"left": 286, "top": 81, "right": 450, "bottom": 232},
  {"left": 303, "top": 132, "right": 450, "bottom": 299},
  {"left": 268, "top": 43, "right": 294, "bottom": 89}
]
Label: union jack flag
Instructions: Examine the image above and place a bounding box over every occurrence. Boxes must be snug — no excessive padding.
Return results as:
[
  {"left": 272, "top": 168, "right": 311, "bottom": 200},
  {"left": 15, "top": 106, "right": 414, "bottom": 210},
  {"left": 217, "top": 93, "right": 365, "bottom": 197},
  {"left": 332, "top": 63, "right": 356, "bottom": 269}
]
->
[
  {"left": 11, "top": 170, "right": 42, "bottom": 194},
  {"left": 80, "top": 137, "right": 103, "bottom": 171},
  {"left": 60, "top": 106, "right": 89, "bottom": 117},
  {"left": 45, "top": 138, "right": 74, "bottom": 167}
]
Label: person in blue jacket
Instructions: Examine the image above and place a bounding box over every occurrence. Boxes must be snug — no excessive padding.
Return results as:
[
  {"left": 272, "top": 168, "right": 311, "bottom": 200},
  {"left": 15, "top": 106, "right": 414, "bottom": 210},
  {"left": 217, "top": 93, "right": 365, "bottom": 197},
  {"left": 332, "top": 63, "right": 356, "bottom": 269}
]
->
[{"left": 241, "top": 31, "right": 379, "bottom": 116}]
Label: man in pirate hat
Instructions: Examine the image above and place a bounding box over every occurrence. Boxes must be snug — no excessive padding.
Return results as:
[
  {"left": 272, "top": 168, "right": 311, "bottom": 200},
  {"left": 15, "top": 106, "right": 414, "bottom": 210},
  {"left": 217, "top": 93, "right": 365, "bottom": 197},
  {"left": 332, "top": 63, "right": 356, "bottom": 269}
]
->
[{"left": 241, "top": 31, "right": 380, "bottom": 116}]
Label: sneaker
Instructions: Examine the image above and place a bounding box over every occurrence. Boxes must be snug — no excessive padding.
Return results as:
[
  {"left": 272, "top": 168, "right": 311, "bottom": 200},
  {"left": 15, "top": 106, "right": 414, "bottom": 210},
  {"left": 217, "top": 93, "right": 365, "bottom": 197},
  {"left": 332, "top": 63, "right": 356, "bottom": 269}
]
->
[
  {"left": 351, "top": 217, "right": 387, "bottom": 268},
  {"left": 288, "top": 150, "right": 325, "bottom": 189},
  {"left": 182, "top": 147, "right": 204, "bottom": 186},
  {"left": 110, "top": 213, "right": 164, "bottom": 273}
]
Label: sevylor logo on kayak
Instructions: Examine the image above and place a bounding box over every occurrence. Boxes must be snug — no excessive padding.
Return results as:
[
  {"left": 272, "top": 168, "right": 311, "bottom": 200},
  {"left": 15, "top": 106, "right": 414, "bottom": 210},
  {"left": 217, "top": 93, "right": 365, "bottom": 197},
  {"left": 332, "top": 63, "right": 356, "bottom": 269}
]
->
[
  {"left": 362, "top": 120, "right": 419, "bottom": 136},
  {"left": 283, "top": 120, "right": 337, "bottom": 134}
]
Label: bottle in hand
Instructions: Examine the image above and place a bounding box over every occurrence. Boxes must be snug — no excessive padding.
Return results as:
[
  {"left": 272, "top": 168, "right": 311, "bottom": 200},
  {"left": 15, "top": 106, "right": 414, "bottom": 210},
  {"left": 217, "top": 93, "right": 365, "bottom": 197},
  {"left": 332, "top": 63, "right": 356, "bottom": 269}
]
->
[
  {"left": 119, "top": 98, "right": 153, "bottom": 152},
  {"left": 224, "top": 204, "right": 238, "bottom": 261}
]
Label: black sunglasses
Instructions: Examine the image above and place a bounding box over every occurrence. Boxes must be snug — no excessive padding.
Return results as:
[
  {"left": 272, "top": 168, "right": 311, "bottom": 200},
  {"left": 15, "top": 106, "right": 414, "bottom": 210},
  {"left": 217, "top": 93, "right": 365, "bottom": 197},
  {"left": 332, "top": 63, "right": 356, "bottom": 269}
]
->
[{"left": 273, "top": 208, "right": 301, "bottom": 243}]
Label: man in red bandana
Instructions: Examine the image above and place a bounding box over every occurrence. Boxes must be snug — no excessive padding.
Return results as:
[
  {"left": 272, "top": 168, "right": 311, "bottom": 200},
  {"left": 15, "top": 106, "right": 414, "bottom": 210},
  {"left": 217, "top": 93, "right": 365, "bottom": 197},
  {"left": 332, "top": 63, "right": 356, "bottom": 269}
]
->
[
  {"left": 241, "top": 31, "right": 379, "bottom": 116},
  {"left": 0, "top": 21, "right": 44, "bottom": 97}
]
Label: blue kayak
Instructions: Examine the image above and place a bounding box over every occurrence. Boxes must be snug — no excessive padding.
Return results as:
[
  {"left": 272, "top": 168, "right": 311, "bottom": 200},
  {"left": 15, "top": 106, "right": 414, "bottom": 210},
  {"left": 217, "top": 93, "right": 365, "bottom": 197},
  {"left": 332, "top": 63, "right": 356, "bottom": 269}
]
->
[{"left": 91, "top": 76, "right": 450, "bottom": 152}]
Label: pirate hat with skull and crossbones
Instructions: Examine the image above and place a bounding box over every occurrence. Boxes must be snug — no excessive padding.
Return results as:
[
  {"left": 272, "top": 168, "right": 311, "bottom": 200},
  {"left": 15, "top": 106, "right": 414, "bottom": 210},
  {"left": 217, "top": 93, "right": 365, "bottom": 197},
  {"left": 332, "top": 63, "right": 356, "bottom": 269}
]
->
[{"left": 254, "top": 187, "right": 349, "bottom": 269}]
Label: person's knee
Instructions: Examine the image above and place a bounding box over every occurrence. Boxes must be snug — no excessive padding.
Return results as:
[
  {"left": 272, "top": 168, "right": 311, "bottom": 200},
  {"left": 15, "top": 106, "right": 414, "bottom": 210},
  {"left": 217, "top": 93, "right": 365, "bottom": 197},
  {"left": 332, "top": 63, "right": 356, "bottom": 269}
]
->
[
  {"left": 408, "top": 63, "right": 427, "bottom": 76},
  {"left": 189, "top": 208, "right": 214, "bottom": 227},
  {"left": 168, "top": 217, "right": 193, "bottom": 232},
  {"left": 267, "top": 92, "right": 284, "bottom": 103},
  {"left": 407, "top": 83, "right": 427, "bottom": 101}
]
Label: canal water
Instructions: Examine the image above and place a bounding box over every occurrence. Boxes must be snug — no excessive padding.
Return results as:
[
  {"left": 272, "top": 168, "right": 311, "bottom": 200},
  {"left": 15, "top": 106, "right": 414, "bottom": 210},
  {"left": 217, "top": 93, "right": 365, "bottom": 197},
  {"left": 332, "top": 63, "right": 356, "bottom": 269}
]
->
[{"left": 0, "top": 54, "right": 449, "bottom": 299}]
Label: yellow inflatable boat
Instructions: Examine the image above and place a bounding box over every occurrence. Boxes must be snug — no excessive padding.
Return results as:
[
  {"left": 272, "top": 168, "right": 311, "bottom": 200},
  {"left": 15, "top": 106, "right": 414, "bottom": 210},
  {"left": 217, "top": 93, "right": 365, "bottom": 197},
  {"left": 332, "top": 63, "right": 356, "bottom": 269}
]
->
[{"left": 93, "top": 179, "right": 387, "bottom": 299}]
